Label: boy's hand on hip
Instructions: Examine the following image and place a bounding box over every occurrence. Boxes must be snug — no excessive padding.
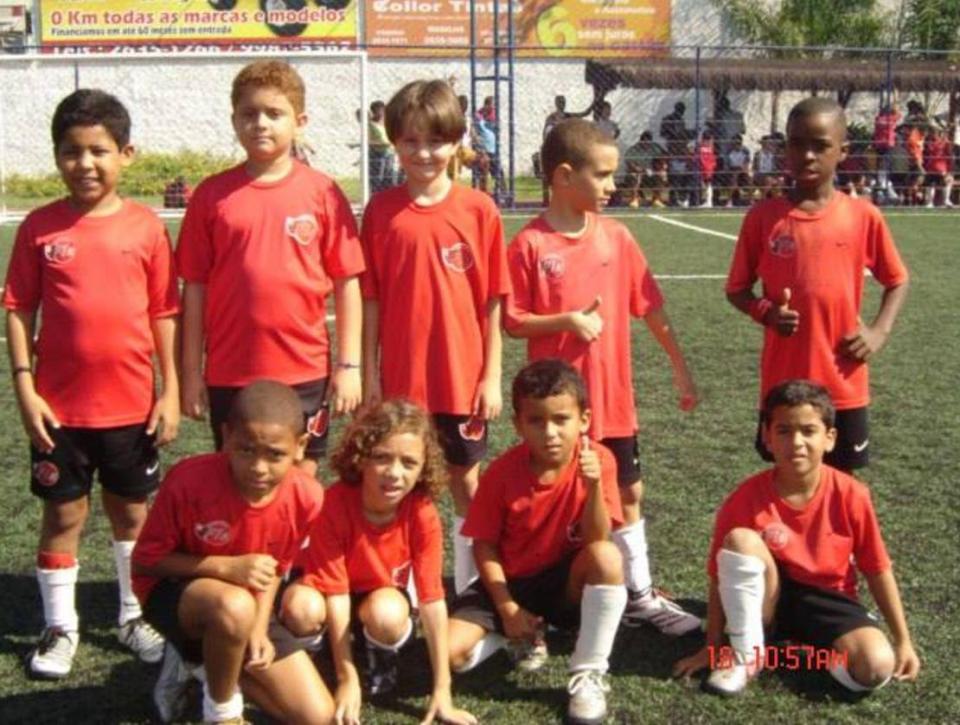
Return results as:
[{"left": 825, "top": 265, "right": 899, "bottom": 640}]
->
[
  {"left": 180, "top": 370, "right": 208, "bottom": 420},
  {"left": 17, "top": 390, "right": 60, "bottom": 454},
  {"left": 578, "top": 436, "right": 601, "bottom": 486},
  {"left": 569, "top": 297, "right": 603, "bottom": 342},
  {"left": 840, "top": 318, "right": 887, "bottom": 360},
  {"left": 767, "top": 287, "right": 799, "bottom": 336},
  {"left": 329, "top": 367, "right": 362, "bottom": 416},
  {"left": 225, "top": 554, "right": 278, "bottom": 591}
]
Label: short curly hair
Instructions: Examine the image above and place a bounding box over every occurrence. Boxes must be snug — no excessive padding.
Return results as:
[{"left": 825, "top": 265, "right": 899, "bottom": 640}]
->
[
  {"left": 330, "top": 399, "right": 448, "bottom": 499},
  {"left": 231, "top": 60, "right": 305, "bottom": 115}
]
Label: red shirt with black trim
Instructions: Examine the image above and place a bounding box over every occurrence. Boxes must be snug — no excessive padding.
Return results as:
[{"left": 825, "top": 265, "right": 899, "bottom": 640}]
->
[
  {"left": 505, "top": 214, "right": 664, "bottom": 439},
  {"left": 298, "top": 482, "right": 445, "bottom": 603},
  {"left": 463, "top": 441, "right": 623, "bottom": 579},
  {"left": 3, "top": 199, "right": 179, "bottom": 427},
  {"left": 924, "top": 136, "right": 952, "bottom": 175},
  {"left": 359, "top": 184, "right": 510, "bottom": 415},
  {"left": 707, "top": 466, "right": 891, "bottom": 599},
  {"left": 176, "top": 162, "right": 364, "bottom": 387},
  {"left": 726, "top": 193, "right": 909, "bottom": 410},
  {"left": 132, "top": 452, "right": 323, "bottom": 604}
]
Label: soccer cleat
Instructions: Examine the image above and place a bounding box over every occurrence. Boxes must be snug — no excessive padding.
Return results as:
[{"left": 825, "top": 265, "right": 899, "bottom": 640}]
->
[
  {"left": 567, "top": 669, "right": 610, "bottom": 724},
  {"left": 119, "top": 617, "right": 165, "bottom": 663},
  {"left": 364, "top": 641, "right": 399, "bottom": 696},
  {"left": 28, "top": 627, "right": 79, "bottom": 679},
  {"left": 703, "top": 649, "right": 761, "bottom": 697},
  {"left": 154, "top": 642, "right": 192, "bottom": 723},
  {"left": 508, "top": 637, "right": 549, "bottom": 672},
  {"left": 621, "top": 588, "right": 701, "bottom": 636}
]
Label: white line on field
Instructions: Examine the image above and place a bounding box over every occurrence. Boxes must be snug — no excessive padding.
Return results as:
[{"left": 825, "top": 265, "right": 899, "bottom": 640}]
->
[{"left": 647, "top": 214, "right": 738, "bottom": 240}]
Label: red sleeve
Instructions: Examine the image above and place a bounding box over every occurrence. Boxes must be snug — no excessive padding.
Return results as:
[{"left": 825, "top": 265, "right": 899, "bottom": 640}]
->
[
  {"left": 147, "top": 221, "right": 181, "bottom": 318},
  {"left": 864, "top": 207, "right": 909, "bottom": 289},
  {"left": 484, "top": 202, "right": 511, "bottom": 301},
  {"left": 462, "top": 458, "right": 508, "bottom": 544},
  {"left": 358, "top": 201, "right": 380, "bottom": 300},
  {"left": 599, "top": 446, "right": 624, "bottom": 527},
  {"left": 319, "top": 181, "right": 365, "bottom": 280},
  {"left": 175, "top": 182, "right": 214, "bottom": 283},
  {"left": 850, "top": 484, "right": 891, "bottom": 575},
  {"left": 3, "top": 217, "right": 41, "bottom": 311},
  {"left": 626, "top": 235, "right": 664, "bottom": 318},
  {"left": 503, "top": 235, "right": 534, "bottom": 331},
  {"left": 725, "top": 206, "right": 763, "bottom": 294},
  {"left": 132, "top": 471, "right": 184, "bottom": 573},
  {"left": 277, "top": 476, "right": 325, "bottom": 573},
  {"left": 300, "top": 495, "right": 351, "bottom": 595},
  {"left": 410, "top": 498, "right": 445, "bottom": 603}
]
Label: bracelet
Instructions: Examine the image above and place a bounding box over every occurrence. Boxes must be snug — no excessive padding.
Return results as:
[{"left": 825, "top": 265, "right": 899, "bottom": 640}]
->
[
  {"left": 336, "top": 362, "right": 361, "bottom": 370},
  {"left": 748, "top": 298, "right": 773, "bottom": 326},
  {"left": 12, "top": 366, "right": 32, "bottom": 377}
]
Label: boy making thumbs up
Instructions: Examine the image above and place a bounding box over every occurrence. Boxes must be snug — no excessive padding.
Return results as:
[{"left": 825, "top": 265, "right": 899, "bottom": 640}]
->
[{"left": 726, "top": 98, "right": 909, "bottom": 471}]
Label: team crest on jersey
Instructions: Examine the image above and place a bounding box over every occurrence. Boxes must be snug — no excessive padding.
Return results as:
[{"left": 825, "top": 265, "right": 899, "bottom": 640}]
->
[
  {"left": 306, "top": 408, "right": 330, "bottom": 438},
  {"left": 195, "top": 520, "right": 231, "bottom": 546},
  {"left": 769, "top": 235, "right": 796, "bottom": 258},
  {"left": 567, "top": 520, "right": 583, "bottom": 545},
  {"left": 43, "top": 238, "right": 76, "bottom": 264},
  {"left": 33, "top": 461, "right": 60, "bottom": 487},
  {"left": 391, "top": 561, "right": 412, "bottom": 588},
  {"left": 761, "top": 522, "right": 790, "bottom": 551},
  {"left": 539, "top": 253, "right": 565, "bottom": 280},
  {"left": 285, "top": 214, "right": 319, "bottom": 246},
  {"left": 458, "top": 417, "right": 486, "bottom": 441},
  {"left": 440, "top": 242, "right": 475, "bottom": 273}
]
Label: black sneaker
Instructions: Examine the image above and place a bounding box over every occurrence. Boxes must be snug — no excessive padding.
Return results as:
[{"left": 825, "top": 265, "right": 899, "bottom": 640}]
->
[{"left": 363, "top": 641, "right": 399, "bottom": 696}]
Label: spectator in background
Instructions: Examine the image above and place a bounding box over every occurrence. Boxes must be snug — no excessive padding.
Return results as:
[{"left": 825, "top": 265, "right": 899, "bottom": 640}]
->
[
  {"left": 709, "top": 96, "right": 745, "bottom": 161},
  {"left": 903, "top": 121, "right": 926, "bottom": 204},
  {"left": 543, "top": 94, "right": 569, "bottom": 139},
  {"left": 473, "top": 96, "right": 504, "bottom": 196},
  {"left": 753, "top": 133, "right": 785, "bottom": 199},
  {"left": 596, "top": 101, "right": 620, "bottom": 140},
  {"left": 873, "top": 101, "right": 900, "bottom": 202},
  {"left": 723, "top": 134, "right": 752, "bottom": 207},
  {"left": 888, "top": 127, "right": 912, "bottom": 204},
  {"left": 449, "top": 94, "right": 477, "bottom": 182},
  {"left": 695, "top": 131, "right": 717, "bottom": 207},
  {"left": 659, "top": 102, "right": 688, "bottom": 144},
  {"left": 666, "top": 138, "right": 692, "bottom": 207},
  {"left": 923, "top": 124, "right": 953, "bottom": 207},
  {"left": 368, "top": 100, "right": 396, "bottom": 193},
  {"left": 837, "top": 134, "right": 869, "bottom": 199},
  {"left": 163, "top": 175, "right": 192, "bottom": 209},
  {"left": 622, "top": 131, "right": 667, "bottom": 207}
]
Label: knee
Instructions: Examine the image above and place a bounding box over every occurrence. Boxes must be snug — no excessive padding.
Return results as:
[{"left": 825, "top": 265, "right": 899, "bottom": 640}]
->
[
  {"left": 42, "top": 499, "right": 88, "bottom": 536},
  {"left": 582, "top": 541, "right": 624, "bottom": 585},
  {"left": 848, "top": 644, "right": 896, "bottom": 689},
  {"left": 360, "top": 588, "right": 410, "bottom": 644},
  {"left": 722, "top": 527, "right": 766, "bottom": 555},
  {"left": 211, "top": 587, "right": 257, "bottom": 640},
  {"left": 280, "top": 585, "right": 326, "bottom": 637}
]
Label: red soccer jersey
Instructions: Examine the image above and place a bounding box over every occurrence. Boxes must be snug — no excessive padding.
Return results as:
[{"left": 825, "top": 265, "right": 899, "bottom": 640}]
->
[
  {"left": 707, "top": 466, "right": 891, "bottom": 599},
  {"left": 176, "top": 162, "right": 364, "bottom": 387},
  {"left": 299, "top": 482, "right": 445, "bottom": 603},
  {"left": 505, "top": 214, "right": 664, "bottom": 439},
  {"left": 924, "top": 136, "right": 952, "bottom": 175},
  {"left": 872, "top": 111, "right": 900, "bottom": 150},
  {"left": 725, "top": 193, "right": 909, "bottom": 410},
  {"left": 697, "top": 141, "right": 718, "bottom": 181},
  {"left": 132, "top": 452, "right": 323, "bottom": 604},
  {"left": 463, "top": 441, "right": 623, "bottom": 579},
  {"left": 360, "top": 184, "right": 510, "bottom": 414},
  {"left": 3, "top": 199, "right": 179, "bottom": 427}
]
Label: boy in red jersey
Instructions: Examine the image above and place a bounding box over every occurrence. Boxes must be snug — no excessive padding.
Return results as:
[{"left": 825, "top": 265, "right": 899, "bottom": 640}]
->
[
  {"left": 177, "top": 60, "right": 365, "bottom": 474},
  {"left": 360, "top": 79, "right": 510, "bottom": 594},
  {"left": 923, "top": 124, "right": 954, "bottom": 207},
  {"left": 3, "top": 89, "right": 179, "bottom": 679},
  {"left": 448, "top": 360, "right": 626, "bottom": 725},
  {"left": 726, "top": 97, "right": 909, "bottom": 473},
  {"left": 133, "top": 381, "right": 331, "bottom": 724},
  {"left": 674, "top": 380, "right": 920, "bottom": 696},
  {"left": 283, "top": 400, "right": 476, "bottom": 725},
  {"left": 505, "top": 118, "right": 700, "bottom": 637}
]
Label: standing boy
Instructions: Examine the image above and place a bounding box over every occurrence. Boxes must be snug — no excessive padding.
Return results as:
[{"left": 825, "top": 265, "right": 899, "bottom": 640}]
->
[
  {"left": 674, "top": 380, "right": 920, "bottom": 695},
  {"left": 726, "top": 98, "right": 909, "bottom": 472},
  {"left": 177, "top": 60, "right": 365, "bottom": 473},
  {"left": 505, "top": 118, "right": 700, "bottom": 635},
  {"left": 3, "top": 89, "right": 179, "bottom": 677},
  {"left": 360, "top": 79, "right": 510, "bottom": 593},
  {"left": 448, "top": 360, "right": 626, "bottom": 725}
]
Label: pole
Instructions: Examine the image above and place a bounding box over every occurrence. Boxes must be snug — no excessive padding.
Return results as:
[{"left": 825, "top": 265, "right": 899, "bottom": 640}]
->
[{"left": 359, "top": 50, "right": 369, "bottom": 208}]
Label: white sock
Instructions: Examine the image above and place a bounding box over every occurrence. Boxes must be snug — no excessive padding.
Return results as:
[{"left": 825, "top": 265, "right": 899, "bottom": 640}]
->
[
  {"left": 569, "top": 584, "right": 627, "bottom": 673},
  {"left": 612, "top": 520, "right": 651, "bottom": 594},
  {"left": 829, "top": 663, "right": 889, "bottom": 692},
  {"left": 716, "top": 549, "right": 766, "bottom": 658},
  {"left": 945, "top": 182, "right": 954, "bottom": 202},
  {"left": 453, "top": 516, "right": 477, "bottom": 594},
  {"left": 454, "top": 632, "right": 507, "bottom": 673},
  {"left": 363, "top": 618, "right": 413, "bottom": 651},
  {"left": 37, "top": 565, "right": 79, "bottom": 633},
  {"left": 202, "top": 683, "right": 243, "bottom": 722},
  {"left": 112, "top": 540, "right": 142, "bottom": 626}
]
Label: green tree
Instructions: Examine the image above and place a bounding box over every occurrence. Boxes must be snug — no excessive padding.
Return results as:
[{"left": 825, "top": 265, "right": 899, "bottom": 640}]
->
[{"left": 897, "top": 0, "right": 960, "bottom": 55}]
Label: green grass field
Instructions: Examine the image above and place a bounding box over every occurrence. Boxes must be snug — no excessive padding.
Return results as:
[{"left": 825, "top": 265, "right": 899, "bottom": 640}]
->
[{"left": 0, "top": 210, "right": 957, "bottom": 723}]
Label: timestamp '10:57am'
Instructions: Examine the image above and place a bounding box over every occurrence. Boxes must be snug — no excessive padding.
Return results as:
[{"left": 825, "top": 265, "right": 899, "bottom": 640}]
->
[{"left": 708, "top": 644, "right": 848, "bottom": 671}]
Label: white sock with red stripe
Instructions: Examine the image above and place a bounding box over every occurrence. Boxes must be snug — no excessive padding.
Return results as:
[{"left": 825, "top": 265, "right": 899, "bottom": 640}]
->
[
  {"left": 112, "top": 540, "right": 142, "bottom": 626},
  {"left": 37, "top": 564, "right": 80, "bottom": 633},
  {"left": 453, "top": 516, "right": 477, "bottom": 594},
  {"left": 612, "top": 520, "right": 652, "bottom": 594},
  {"left": 716, "top": 549, "right": 765, "bottom": 658},
  {"left": 569, "top": 584, "right": 627, "bottom": 673}
]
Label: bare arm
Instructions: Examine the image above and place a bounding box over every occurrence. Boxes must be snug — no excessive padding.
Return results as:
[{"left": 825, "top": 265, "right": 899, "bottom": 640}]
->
[
  {"left": 418, "top": 600, "right": 476, "bottom": 725},
  {"left": 577, "top": 439, "right": 610, "bottom": 543},
  {"left": 180, "top": 282, "right": 207, "bottom": 419},
  {"left": 327, "top": 592, "right": 362, "bottom": 725},
  {"left": 134, "top": 551, "right": 278, "bottom": 592},
  {"left": 673, "top": 576, "right": 724, "bottom": 677},
  {"left": 644, "top": 307, "right": 698, "bottom": 410},
  {"left": 246, "top": 574, "right": 282, "bottom": 671},
  {"left": 361, "top": 298, "right": 381, "bottom": 404},
  {"left": 329, "top": 276, "right": 363, "bottom": 415},
  {"left": 7, "top": 309, "right": 59, "bottom": 452},
  {"left": 864, "top": 569, "right": 920, "bottom": 681},
  {"left": 840, "top": 281, "right": 909, "bottom": 360},
  {"left": 473, "top": 297, "right": 503, "bottom": 419},
  {"left": 475, "top": 539, "right": 542, "bottom": 642},
  {"left": 148, "top": 316, "right": 180, "bottom": 445}
]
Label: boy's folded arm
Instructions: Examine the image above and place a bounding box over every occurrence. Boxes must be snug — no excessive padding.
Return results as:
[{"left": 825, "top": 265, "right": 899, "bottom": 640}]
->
[
  {"left": 473, "top": 539, "right": 514, "bottom": 610},
  {"left": 133, "top": 551, "right": 278, "bottom": 591}
]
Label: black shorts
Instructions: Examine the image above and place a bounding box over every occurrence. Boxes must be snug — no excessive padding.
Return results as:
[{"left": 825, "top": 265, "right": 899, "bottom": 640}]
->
[
  {"left": 599, "top": 436, "right": 643, "bottom": 484},
  {"left": 451, "top": 554, "right": 580, "bottom": 633},
  {"left": 432, "top": 414, "right": 488, "bottom": 467},
  {"left": 755, "top": 407, "right": 869, "bottom": 471},
  {"left": 772, "top": 571, "right": 880, "bottom": 649},
  {"left": 208, "top": 378, "right": 330, "bottom": 459},
  {"left": 30, "top": 423, "right": 160, "bottom": 502},
  {"left": 926, "top": 172, "right": 949, "bottom": 187}
]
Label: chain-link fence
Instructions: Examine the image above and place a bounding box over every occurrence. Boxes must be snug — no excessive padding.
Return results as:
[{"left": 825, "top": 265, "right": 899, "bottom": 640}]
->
[{"left": 2, "top": 40, "right": 959, "bottom": 216}]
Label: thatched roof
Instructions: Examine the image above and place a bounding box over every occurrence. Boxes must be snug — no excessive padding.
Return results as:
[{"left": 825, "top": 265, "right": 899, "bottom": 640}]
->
[{"left": 586, "top": 56, "right": 960, "bottom": 94}]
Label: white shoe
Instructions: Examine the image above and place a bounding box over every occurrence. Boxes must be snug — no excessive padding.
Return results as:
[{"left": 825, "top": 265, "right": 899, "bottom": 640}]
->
[
  {"left": 154, "top": 642, "right": 192, "bottom": 722},
  {"left": 567, "top": 670, "right": 609, "bottom": 724},
  {"left": 703, "top": 649, "right": 760, "bottom": 696},
  {"left": 925, "top": 201, "right": 935, "bottom": 208},
  {"left": 119, "top": 617, "right": 165, "bottom": 663},
  {"left": 621, "top": 588, "right": 701, "bottom": 636},
  {"left": 28, "top": 627, "right": 79, "bottom": 679},
  {"left": 945, "top": 200, "right": 955, "bottom": 208},
  {"left": 508, "top": 636, "right": 548, "bottom": 672}
]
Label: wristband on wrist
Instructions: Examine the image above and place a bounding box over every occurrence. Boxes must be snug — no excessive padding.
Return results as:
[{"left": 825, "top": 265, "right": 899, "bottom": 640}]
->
[
  {"left": 336, "top": 361, "right": 361, "bottom": 370},
  {"left": 748, "top": 298, "right": 773, "bottom": 325},
  {"left": 12, "top": 366, "right": 32, "bottom": 377}
]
